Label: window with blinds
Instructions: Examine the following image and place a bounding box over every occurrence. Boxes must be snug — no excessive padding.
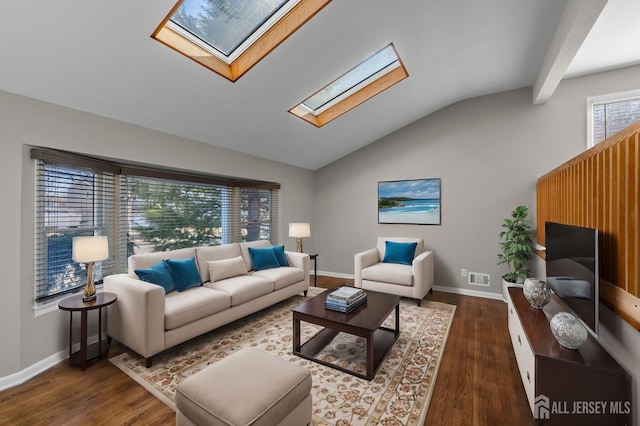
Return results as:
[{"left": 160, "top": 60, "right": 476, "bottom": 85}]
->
[
  {"left": 126, "top": 176, "right": 231, "bottom": 254},
  {"left": 34, "top": 161, "right": 119, "bottom": 302},
  {"left": 32, "top": 148, "right": 280, "bottom": 304},
  {"left": 588, "top": 90, "right": 640, "bottom": 148}
]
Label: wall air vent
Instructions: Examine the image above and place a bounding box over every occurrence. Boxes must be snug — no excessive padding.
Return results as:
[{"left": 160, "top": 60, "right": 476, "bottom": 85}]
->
[{"left": 469, "top": 272, "right": 490, "bottom": 287}]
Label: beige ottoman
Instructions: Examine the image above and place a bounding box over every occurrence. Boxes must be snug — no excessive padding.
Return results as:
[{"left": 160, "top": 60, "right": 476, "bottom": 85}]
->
[{"left": 175, "top": 347, "right": 312, "bottom": 426}]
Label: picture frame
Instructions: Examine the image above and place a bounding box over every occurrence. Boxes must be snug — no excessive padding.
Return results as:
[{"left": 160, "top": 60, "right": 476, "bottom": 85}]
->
[{"left": 378, "top": 178, "right": 441, "bottom": 225}]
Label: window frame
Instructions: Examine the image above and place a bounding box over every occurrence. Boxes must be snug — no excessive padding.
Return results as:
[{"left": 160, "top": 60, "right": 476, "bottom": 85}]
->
[
  {"left": 166, "top": 0, "right": 297, "bottom": 63},
  {"left": 152, "top": 0, "right": 331, "bottom": 82},
  {"left": 289, "top": 43, "right": 409, "bottom": 127},
  {"left": 587, "top": 89, "right": 640, "bottom": 149}
]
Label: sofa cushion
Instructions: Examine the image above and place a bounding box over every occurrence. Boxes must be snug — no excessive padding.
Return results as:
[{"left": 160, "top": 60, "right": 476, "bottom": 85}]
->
[
  {"left": 195, "top": 244, "right": 243, "bottom": 283},
  {"left": 165, "top": 257, "right": 202, "bottom": 292},
  {"left": 383, "top": 241, "right": 417, "bottom": 265},
  {"left": 128, "top": 247, "right": 196, "bottom": 276},
  {"left": 240, "top": 240, "right": 272, "bottom": 271},
  {"left": 206, "top": 275, "right": 273, "bottom": 306},
  {"left": 207, "top": 256, "right": 248, "bottom": 282},
  {"left": 362, "top": 262, "right": 414, "bottom": 286},
  {"left": 165, "top": 287, "right": 231, "bottom": 330},
  {"left": 134, "top": 260, "right": 176, "bottom": 293},
  {"left": 252, "top": 267, "right": 305, "bottom": 290},
  {"left": 248, "top": 246, "right": 281, "bottom": 271},
  {"left": 273, "top": 245, "right": 289, "bottom": 266}
]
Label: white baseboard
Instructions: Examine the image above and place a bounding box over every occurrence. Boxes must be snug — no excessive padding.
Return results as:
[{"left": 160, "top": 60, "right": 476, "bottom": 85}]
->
[
  {"left": 432, "top": 285, "right": 504, "bottom": 301},
  {"left": 0, "top": 333, "right": 101, "bottom": 392},
  {"left": 317, "top": 270, "right": 354, "bottom": 280},
  {"left": 317, "top": 271, "right": 503, "bottom": 301}
]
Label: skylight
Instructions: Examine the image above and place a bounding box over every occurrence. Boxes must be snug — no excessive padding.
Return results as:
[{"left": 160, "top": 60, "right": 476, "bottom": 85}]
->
[
  {"left": 153, "top": 0, "right": 331, "bottom": 82},
  {"left": 290, "top": 44, "right": 408, "bottom": 127}
]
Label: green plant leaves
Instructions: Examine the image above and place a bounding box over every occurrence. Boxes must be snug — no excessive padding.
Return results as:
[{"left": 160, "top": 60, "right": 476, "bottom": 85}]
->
[{"left": 498, "top": 205, "right": 534, "bottom": 283}]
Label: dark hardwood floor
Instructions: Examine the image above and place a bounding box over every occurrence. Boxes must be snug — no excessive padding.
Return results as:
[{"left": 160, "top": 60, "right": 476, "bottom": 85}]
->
[{"left": 0, "top": 276, "right": 533, "bottom": 425}]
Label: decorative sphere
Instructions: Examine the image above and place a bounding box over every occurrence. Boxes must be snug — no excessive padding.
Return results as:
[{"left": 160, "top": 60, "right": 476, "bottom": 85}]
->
[
  {"left": 550, "top": 312, "right": 588, "bottom": 349},
  {"left": 523, "top": 278, "right": 551, "bottom": 309}
]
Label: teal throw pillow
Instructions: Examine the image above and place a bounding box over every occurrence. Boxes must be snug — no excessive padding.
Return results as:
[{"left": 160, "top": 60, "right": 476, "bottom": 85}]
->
[
  {"left": 248, "top": 246, "right": 281, "bottom": 271},
  {"left": 134, "top": 260, "right": 176, "bottom": 293},
  {"left": 164, "top": 257, "right": 202, "bottom": 292},
  {"left": 383, "top": 241, "right": 417, "bottom": 265},
  {"left": 272, "top": 245, "right": 289, "bottom": 267}
]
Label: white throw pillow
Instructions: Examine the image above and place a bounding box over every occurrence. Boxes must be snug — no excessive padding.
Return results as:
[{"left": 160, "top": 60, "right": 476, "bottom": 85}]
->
[{"left": 207, "top": 256, "right": 248, "bottom": 282}]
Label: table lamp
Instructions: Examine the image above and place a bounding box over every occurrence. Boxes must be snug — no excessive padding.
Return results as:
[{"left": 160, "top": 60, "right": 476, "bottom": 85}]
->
[
  {"left": 289, "top": 223, "right": 310, "bottom": 253},
  {"left": 72, "top": 236, "right": 109, "bottom": 302}
]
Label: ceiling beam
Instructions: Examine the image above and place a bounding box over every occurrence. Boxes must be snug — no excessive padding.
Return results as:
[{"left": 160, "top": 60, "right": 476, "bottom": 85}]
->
[{"left": 532, "top": 0, "right": 609, "bottom": 105}]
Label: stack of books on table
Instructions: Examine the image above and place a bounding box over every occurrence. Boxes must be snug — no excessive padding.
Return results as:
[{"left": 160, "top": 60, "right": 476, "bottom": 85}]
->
[{"left": 325, "top": 286, "right": 367, "bottom": 313}]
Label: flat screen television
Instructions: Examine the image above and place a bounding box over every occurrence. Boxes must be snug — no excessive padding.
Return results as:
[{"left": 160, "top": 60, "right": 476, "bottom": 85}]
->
[{"left": 545, "top": 221, "right": 599, "bottom": 336}]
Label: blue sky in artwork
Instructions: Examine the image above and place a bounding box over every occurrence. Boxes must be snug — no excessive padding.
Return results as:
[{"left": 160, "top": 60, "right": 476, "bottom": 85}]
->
[{"left": 378, "top": 179, "right": 440, "bottom": 200}]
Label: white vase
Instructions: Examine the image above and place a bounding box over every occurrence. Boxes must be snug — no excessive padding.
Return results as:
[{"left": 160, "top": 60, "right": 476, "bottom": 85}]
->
[{"left": 550, "top": 312, "right": 588, "bottom": 349}]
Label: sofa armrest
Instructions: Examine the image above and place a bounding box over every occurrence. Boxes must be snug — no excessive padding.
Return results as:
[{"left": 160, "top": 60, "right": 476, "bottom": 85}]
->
[
  {"left": 412, "top": 251, "right": 434, "bottom": 298},
  {"left": 354, "top": 248, "right": 380, "bottom": 288},
  {"left": 104, "top": 273, "right": 165, "bottom": 359},
  {"left": 285, "top": 251, "right": 310, "bottom": 287}
]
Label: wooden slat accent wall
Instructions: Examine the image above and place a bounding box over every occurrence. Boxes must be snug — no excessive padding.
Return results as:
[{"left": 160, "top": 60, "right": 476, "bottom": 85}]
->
[{"left": 537, "top": 120, "right": 640, "bottom": 330}]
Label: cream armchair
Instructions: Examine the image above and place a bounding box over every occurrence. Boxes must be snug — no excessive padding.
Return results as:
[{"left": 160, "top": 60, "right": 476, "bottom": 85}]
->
[{"left": 354, "top": 237, "right": 434, "bottom": 304}]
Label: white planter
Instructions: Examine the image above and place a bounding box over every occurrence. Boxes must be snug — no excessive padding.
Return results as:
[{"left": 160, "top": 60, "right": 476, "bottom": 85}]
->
[{"left": 502, "top": 278, "right": 523, "bottom": 303}]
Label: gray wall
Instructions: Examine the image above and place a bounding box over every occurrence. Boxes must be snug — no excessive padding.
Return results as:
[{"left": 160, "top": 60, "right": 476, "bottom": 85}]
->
[
  {"left": 314, "top": 64, "right": 640, "bottom": 422},
  {"left": 0, "top": 90, "right": 315, "bottom": 378},
  {"left": 314, "top": 87, "right": 576, "bottom": 291}
]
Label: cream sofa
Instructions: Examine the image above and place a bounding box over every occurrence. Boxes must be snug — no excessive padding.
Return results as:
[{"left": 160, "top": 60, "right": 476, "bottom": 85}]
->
[{"left": 104, "top": 240, "right": 309, "bottom": 367}]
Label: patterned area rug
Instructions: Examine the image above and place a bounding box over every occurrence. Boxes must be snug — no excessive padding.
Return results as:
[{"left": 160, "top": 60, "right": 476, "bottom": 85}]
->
[{"left": 110, "top": 287, "right": 455, "bottom": 425}]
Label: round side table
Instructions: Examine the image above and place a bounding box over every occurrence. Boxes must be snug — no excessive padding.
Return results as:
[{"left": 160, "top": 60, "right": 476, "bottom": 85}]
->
[{"left": 58, "top": 292, "right": 117, "bottom": 370}]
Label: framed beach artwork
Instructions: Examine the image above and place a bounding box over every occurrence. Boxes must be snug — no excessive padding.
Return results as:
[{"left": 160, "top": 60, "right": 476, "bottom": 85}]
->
[{"left": 378, "top": 178, "right": 441, "bottom": 225}]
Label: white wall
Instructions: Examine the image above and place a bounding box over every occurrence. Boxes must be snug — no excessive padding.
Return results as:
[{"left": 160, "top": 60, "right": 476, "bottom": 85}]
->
[
  {"left": 0, "top": 90, "right": 315, "bottom": 379},
  {"left": 314, "top": 64, "right": 640, "bottom": 423}
]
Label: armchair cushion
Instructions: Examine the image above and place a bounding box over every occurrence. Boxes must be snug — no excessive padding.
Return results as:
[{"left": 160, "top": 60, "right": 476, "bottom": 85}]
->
[
  {"left": 362, "top": 263, "right": 414, "bottom": 286},
  {"left": 383, "top": 241, "right": 417, "bottom": 265}
]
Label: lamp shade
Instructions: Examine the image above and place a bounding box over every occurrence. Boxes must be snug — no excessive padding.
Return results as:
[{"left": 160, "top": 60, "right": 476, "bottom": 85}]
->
[
  {"left": 289, "top": 223, "right": 311, "bottom": 238},
  {"left": 72, "top": 236, "right": 109, "bottom": 263}
]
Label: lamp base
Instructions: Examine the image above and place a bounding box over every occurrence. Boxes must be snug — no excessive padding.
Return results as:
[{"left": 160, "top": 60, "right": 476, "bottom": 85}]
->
[
  {"left": 296, "top": 238, "right": 303, "bottom": 253},
  {"left": 83, "top": 262, "right": 97, "bottom": 302}
]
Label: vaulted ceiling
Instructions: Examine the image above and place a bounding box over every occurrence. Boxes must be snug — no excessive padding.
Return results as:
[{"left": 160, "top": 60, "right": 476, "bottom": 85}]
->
[{"left": 1, "top": 0, "right": 639, "bottom": 170}]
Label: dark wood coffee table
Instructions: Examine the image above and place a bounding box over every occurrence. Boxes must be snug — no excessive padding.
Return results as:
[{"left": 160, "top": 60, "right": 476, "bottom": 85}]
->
[{"left": 291, "top": 288, "right": 400, "bottom": 380}]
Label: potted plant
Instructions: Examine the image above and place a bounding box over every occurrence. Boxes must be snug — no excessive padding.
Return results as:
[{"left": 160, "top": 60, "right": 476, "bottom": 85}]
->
[{"left": 498, "top": 205, "right": 534, "bottom": 301}]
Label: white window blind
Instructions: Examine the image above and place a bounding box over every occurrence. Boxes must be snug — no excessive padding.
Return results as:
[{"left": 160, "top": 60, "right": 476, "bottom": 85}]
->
[
  {"left": 588, "top": 90, "right": 640, "bottom": 148},
  {"left": 126, "top": 175, "right": 233, "bottom": 254},
  {"left": 241, "top": 188, "right": 279, "bottom": 244},
  {"left": 33, "top": 158, "right": 123, "bottom": 302}
]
